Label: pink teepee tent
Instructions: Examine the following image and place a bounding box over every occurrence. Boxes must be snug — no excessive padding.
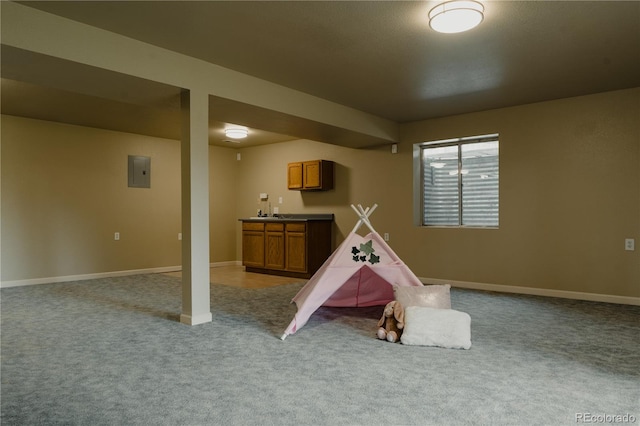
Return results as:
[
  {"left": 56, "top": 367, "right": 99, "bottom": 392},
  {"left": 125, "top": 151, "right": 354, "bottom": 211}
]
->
[{"left": 281, "top": 204, "right": 423, "bottom": 339}]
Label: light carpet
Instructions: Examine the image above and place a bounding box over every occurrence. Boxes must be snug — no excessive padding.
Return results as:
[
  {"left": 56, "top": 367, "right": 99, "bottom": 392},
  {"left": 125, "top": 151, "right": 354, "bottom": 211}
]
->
[{"left": 1, "top": 274, "right": 638, "bottom": 425}]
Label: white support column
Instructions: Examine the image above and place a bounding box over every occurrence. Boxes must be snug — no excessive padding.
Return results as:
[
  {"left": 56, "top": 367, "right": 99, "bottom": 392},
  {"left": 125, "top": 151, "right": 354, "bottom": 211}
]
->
[{"left": 180, "top": 89, "right": 212, "bottom": 326}]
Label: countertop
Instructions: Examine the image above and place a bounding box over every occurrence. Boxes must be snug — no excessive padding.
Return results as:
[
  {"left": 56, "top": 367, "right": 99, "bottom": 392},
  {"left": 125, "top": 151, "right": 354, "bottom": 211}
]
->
[{"left": 239, "top": 214, "right": 334, "bottom": 222}]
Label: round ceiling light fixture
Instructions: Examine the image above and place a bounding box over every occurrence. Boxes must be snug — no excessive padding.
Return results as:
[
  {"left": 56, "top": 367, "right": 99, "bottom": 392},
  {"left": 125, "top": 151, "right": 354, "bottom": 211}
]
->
[
  {"left": 429, "top": 0, "right": 484, "bottom": 34},
  {"left": 224, "top": 128, "right": 248, "bottom": 139}
]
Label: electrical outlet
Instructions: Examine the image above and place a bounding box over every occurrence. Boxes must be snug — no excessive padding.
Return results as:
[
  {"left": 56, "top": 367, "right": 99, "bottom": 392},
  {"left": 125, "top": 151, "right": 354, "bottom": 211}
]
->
[
  {"left": 278, "top": 196, "right": 283, "bottom": 204},
  {"left": 114, "top": 232, "right": 120, "bottom": 241},
  {"left": 273, "top": 207, "right": 279, "bottom": 215},
  {"left": 383, "top": 233, "right": 390, "bottom": 241},
  {"left": 625, "top": 238, "right": 635, "bottom": 251},
  {"left": 178, "top": 233, "right": 182, "bottom": 241}
]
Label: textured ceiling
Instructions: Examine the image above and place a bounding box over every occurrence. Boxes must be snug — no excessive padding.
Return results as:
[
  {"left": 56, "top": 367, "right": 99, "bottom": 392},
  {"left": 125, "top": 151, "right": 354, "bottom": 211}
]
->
[{"left": 2, "top": 1, "right": 639, "bottom": 145}]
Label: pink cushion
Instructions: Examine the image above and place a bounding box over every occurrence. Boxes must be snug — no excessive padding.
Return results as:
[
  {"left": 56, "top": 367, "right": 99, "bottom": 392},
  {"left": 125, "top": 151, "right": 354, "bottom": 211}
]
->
[{"left": 394, "top": 284, "right": 451, "bottom": 309}]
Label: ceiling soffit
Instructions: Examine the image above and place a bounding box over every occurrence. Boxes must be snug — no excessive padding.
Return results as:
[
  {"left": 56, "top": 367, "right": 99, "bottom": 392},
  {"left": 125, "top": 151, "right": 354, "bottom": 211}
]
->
[
  {"left": 1, "top": 46, "right": 385, "bottom": 147},
  {"left": 16, "top": 1, "right": 640, "bottom": 122}
]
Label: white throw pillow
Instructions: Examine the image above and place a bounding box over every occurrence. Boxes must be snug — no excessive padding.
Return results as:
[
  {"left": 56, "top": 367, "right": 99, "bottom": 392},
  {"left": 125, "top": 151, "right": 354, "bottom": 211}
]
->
[
  {"left": 394, "top": 284, "right": 451, "bottom": 309},
  {"left": 400, "top": 306, "right": 471, "bottom": 350}
]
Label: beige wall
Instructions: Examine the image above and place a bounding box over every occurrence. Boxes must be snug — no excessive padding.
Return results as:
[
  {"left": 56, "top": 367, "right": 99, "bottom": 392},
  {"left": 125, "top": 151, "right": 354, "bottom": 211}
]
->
[
  {"left": 2, "top": 88, "right": 638, "bottom": 299},
  {"left": 400, "top": 88, "right": 639, "bottom": 297},
  {"left": 237, "top": 88, "right": 639, "bottom": 298},
  {"left": 0, "top": 115, "right": 239, "bottom": 282},
  {"left": 209, "top": 145, "right": 240, "bottom": 262},
  {"left": 234, "top": 139, "right": 409, "bottom": 256}
]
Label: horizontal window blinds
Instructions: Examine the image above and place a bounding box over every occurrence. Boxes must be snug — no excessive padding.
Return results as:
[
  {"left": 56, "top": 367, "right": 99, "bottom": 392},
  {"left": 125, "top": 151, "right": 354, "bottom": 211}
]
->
[
  {"left": 423, "top": 161, "right": 459, "bottom": 226},
  {"left": 461, "top": 154, "right": 499, "bottom": 226},
  {"left": 422, "top": 138, "right": 498, "bottom": 227}
]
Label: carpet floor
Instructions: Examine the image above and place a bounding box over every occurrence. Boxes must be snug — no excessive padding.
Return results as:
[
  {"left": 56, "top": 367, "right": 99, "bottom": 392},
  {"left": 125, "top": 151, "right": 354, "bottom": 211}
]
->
[{"left": 1, "top": 274, "right": 638, "bottom": 425}]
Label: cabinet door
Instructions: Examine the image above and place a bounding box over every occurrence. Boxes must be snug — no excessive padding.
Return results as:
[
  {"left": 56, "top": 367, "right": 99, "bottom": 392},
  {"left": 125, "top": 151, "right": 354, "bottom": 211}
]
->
[
  {"left": 286, "top": 230, "right": 307, "bottom": 273},
  {"left": 287, "top": 162, "right": 303, "bottom": 190},
  {"left": 242, "top": 231, "right": 265, "bottom": 268},
  {"left": 302, "top": 160, "right": 321, "bottom": 189},
  {"left": 265, "top": 230, "right": 285, "bottom": 270}
]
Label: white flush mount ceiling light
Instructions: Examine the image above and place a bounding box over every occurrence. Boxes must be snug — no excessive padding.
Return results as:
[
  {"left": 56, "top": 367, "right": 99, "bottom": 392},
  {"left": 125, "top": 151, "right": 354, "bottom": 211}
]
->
[
  {"left": 224, "top": 128, "right": 248, "bottom": 139},
  {"left": 429, "top": 0, "right": 484, "bottom": 34}
]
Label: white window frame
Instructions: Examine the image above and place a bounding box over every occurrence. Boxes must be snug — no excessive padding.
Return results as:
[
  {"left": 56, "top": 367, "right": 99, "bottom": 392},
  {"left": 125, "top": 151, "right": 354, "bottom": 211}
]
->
[{"left": 413, "top": 134, "right": 499, "bottom": 228}]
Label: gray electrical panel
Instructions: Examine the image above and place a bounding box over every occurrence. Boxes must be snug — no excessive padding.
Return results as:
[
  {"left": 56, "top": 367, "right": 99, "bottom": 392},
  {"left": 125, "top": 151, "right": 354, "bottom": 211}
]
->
[{"left": 128, "top": 155, "right": 151, "bottom": 188}]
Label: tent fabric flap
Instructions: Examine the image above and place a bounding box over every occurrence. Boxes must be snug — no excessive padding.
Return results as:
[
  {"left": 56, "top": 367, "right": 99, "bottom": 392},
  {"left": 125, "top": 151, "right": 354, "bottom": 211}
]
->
[{"left": 282, "top": 230, "right": 423, "bottom": 338}]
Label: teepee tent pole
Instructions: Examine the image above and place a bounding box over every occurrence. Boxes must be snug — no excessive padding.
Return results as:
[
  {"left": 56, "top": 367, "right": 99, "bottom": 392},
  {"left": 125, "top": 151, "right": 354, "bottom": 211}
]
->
[
  {"left": 350, "top": 204, "right": 367, "bottom": 233},
  {"left": 351, "top": 203, "right": 377, "bottom": 234},
  {"left": 358, "top": 204, "right": 377, "bottom": 233}
]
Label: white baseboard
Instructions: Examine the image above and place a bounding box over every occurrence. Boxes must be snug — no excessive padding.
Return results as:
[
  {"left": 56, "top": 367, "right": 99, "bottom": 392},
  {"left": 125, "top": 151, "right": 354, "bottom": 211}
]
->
[
  {"left": 210, "top": 261, "right": 242, "bottom": 268},
  {"left": 420, "top": 277, "right": 640, "bottom": 306},
  {"left": 0, "top": 261, "right": 242, "bottom": 288},
  {"left": 180, "top": 312, "right": 213, "bottom": 326},
  {"left": 8, "top": 266, "right": 634, "bottom": 306}
]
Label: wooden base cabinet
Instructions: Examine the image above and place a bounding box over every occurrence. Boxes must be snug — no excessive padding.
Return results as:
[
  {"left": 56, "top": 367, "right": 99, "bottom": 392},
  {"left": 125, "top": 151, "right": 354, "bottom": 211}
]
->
[
  {"left": 285, "top": 223, "right": 307, "bottom": 273},
  {"left": 265, "top": 223, "right": 285, "bottom": 270},
  {"left": 242, "top": 222, "right": 265, "bottom": 268},
  {"left": 242, "top": 220, "right": 332, "bottom": 279}
]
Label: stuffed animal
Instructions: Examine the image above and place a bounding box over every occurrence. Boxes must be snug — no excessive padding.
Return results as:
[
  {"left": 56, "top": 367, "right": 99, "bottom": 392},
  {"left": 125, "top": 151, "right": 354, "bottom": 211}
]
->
[{"left": 377, "top": 300, "right": 405, "bottom": 343}]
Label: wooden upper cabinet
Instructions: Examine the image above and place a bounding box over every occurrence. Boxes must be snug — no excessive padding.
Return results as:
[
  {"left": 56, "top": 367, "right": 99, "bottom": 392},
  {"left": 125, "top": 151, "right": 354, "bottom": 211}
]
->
[
  {"left": 287, "top": 162, "right": 303, "bottom": 190},
  {"left": 288, "top": 160, "right": 334, "bottom": 191},
  {"left": 303, "top": 161, "right": 322, "bottom": 189}
]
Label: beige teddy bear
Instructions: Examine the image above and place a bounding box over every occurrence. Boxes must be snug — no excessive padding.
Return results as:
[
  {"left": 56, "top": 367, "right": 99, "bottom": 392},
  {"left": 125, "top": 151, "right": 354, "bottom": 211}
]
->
[{"left": 377, "top": 300, "right": 405, "bottom": 343}]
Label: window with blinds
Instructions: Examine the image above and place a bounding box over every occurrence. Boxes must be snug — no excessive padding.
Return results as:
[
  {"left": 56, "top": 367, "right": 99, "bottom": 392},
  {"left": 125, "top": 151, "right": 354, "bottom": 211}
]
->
[{"left": 420, "top": 135, "right": 499, "bottom": 227}]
